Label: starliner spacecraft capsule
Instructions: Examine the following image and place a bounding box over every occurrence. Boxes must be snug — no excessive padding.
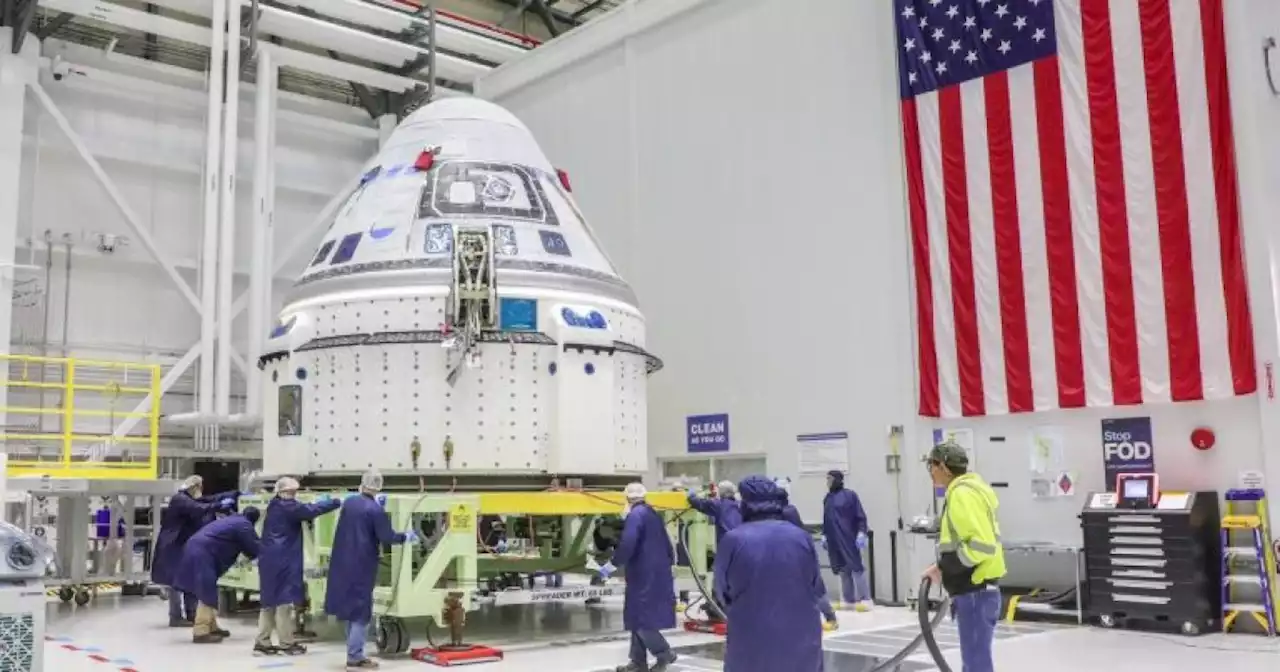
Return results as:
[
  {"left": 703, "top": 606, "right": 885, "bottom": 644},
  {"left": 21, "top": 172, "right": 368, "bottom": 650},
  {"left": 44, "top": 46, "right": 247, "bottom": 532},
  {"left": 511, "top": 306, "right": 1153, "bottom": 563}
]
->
[{"left": 259, "top": 98, "right": 659, "bottom": 488}]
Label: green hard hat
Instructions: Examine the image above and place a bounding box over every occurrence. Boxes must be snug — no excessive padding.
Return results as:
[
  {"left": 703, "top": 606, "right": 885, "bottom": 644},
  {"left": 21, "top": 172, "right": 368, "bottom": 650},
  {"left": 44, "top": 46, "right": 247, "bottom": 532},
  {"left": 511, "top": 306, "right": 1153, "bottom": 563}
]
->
[{"left": 927, "top": 440, "right": 969, "bottom": 469}]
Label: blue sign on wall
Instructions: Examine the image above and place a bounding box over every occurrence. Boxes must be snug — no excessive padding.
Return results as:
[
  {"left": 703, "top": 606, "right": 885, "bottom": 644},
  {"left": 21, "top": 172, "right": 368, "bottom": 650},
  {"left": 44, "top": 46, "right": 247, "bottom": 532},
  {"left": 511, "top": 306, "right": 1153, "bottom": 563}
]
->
[
  {"left": 1101, "top": 417, "right": 1155, "bottom": 492},
  {"left": 686, "top": 414, "right": 730, "bottom": 453}
]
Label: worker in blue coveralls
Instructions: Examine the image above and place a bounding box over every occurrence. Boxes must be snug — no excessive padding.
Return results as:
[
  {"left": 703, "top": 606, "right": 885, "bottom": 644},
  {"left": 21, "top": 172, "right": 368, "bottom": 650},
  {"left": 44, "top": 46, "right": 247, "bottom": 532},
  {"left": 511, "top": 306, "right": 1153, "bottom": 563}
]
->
[
  {"left": 599, "top": 482, "right": 678, "bottom": 672},
  {"left": 254, "top": 476, "right": 342, "bottom": 657},
  {"left": 174, "top": 506, "right": 262, "bottom": 643},
  {"left": 821, "top": 469, "right": 872, "bottom": 611},
  {"left": 686, "top": 480, "right": 743, "bottom": 547},
  {"left": 714, "top": 476, "right": 826, "bottom": 672},
  {"left": 152, "top": 475, "right": 239, "bottom": 627},
  {"left": 776, "top": 477, "right": 839, "bottom": 628},
  {"left": 324, "top": 469, "right": 418, "bottom": 671}
]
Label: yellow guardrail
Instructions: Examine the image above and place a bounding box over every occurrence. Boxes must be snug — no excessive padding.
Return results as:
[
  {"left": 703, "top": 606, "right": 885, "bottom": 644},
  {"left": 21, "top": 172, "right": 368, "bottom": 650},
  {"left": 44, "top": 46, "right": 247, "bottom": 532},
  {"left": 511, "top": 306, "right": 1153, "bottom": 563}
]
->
[{"left": 0, "top": 354, "right": 160, "bottom": 480}]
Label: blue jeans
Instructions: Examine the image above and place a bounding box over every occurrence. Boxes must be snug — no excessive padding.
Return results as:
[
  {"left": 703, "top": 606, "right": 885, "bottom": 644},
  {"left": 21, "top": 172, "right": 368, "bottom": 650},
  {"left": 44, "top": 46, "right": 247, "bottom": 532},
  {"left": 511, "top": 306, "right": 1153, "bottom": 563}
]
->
[
  {"left": 168, "top": 587, "right": 196, "bottom": 621},
  {"left": 953, "top": 587, "right": 1000, "bottom": 672},
  {"left": 345, "top": 620, "right": 369, "bottom": 663},
  {"left": 629, "top": 629, "right": 672, "bottom": 666},
  {"left": 836, "top": 569, "right": 871, "bottom": 604}
]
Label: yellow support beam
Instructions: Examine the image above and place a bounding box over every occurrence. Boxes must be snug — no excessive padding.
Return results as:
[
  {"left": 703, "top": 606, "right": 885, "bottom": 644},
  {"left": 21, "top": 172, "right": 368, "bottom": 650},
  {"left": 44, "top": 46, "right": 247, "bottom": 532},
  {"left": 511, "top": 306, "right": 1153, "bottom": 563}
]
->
[{"left": 476, "top": 491, "right": 690, "bottom": 515}]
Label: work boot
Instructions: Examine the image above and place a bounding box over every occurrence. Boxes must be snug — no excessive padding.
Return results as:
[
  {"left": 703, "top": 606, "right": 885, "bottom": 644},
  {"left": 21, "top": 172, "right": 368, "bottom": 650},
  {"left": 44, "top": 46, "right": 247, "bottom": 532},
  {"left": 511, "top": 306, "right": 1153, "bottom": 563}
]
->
[
  {"left": 652, "top": 652, "right": 678, "bottom": 671},
  {"left": 213, "top": 627, "right": 231, "bottom": 637},
  {"left": 192, "top": 633, "right": 224, "bottom": 644},
  {"left": 280, "top": 643, "right": 307, "bottom": 656},
  {"left": 346, "top": 659, "right": 380, "bottom": 670},
  {"left": 169, "top": 618, "right": 193, "bottom": 628},
  {"left": 613, "top": 664, "right": 643, "bottom": 672},
  {"left": 253, "top": 644, "right": 279, "bottom": 656}
]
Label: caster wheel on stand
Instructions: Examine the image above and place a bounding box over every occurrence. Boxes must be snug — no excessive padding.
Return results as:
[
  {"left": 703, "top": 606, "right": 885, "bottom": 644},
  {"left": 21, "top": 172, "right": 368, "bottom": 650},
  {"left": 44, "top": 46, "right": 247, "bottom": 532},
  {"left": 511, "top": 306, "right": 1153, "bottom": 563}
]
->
[
  {"left": 57, "top": 587, "right": 74, "bottom": 603},
  {"left": 1098, "top": 614, "right": 1116, "bottom": 628},
  {"left": 1181, "top": 622, "right": 1201, "bottom": 636},
  {"left": 376, "top": 617, "right": 410, "bottom": 656},
  {"left": 74, "top": 589, "right": 91, "bottom": 606}
]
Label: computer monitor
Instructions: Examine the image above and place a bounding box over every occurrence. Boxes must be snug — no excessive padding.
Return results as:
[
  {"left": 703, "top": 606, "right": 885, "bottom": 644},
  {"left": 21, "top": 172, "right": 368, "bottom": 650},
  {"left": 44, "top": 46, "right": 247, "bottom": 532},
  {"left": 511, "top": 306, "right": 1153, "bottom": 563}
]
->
[{"left": 1117, "top": 473, "right": 1159, "bottom": 509}]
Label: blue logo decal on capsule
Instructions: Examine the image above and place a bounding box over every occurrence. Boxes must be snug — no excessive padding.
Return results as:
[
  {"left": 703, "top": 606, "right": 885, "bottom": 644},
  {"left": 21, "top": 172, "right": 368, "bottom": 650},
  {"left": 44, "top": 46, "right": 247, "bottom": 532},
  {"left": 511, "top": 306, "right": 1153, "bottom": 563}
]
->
[{"left": 560, "top": 307, "right": 607, "bottom": 330}]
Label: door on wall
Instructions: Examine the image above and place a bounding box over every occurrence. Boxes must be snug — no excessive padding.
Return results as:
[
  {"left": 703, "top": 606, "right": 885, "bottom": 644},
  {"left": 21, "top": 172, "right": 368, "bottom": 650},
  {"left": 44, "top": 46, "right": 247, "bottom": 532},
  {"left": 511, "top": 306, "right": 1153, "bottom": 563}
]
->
[{"left": 193, "top": 460, "right": 240, "bottom": 496}]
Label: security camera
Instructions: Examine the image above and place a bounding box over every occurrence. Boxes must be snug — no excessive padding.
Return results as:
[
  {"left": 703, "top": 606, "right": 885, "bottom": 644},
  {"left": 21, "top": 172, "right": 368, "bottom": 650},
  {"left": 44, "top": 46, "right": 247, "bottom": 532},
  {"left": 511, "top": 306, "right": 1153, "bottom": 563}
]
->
[
  {"left": 97, "top": 234, "right": 119, "bottom": 253},
  {"left": 50, "top": 56, "right": 69, "bottom": 82}
]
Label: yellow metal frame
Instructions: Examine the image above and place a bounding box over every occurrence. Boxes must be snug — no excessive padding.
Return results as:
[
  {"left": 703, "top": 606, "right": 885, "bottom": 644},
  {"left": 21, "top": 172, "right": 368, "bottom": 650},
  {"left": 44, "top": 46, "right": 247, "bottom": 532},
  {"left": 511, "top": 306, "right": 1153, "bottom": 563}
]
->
[
  {"left": 0, "top": 354, "right": 161, "bottom": 480},
  {"left": 1222, "top": 495, "right": 1278, "bottom": 635}
]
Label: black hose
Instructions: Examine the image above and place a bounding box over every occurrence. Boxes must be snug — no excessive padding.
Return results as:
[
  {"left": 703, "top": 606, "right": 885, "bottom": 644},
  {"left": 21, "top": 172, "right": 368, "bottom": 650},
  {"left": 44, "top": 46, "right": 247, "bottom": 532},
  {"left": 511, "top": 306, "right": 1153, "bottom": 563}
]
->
[{"left": 917, "top": 576, "right": 954, "bottom": 672}]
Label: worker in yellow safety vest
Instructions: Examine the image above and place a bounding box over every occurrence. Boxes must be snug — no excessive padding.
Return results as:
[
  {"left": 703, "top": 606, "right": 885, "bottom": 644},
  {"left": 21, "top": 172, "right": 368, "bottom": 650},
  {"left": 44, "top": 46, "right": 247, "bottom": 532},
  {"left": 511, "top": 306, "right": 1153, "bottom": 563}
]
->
[{"left": 922, "top": 440, "right": 1005, "bottom": 672}]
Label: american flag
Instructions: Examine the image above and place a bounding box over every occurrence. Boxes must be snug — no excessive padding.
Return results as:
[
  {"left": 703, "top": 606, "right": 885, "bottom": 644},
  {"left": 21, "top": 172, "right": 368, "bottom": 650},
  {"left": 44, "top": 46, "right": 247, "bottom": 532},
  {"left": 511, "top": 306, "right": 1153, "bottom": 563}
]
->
[{"left": 896, "top": 0, "right": 1255, "bottom": 418}]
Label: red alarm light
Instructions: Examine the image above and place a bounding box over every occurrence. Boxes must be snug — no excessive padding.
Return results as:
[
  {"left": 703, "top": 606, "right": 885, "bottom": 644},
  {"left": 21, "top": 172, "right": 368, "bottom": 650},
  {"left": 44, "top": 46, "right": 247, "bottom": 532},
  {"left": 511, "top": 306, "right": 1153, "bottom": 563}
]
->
[{"left": 556, "top": 168, "right": 572, "bottom": 192}]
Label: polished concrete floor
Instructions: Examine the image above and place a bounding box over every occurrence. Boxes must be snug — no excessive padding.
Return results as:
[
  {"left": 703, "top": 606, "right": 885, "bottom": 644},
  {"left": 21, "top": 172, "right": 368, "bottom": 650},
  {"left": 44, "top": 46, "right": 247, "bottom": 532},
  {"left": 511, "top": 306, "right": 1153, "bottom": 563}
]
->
[{"left": 42, "top": 593, "right": 1280, "bottom": 671}]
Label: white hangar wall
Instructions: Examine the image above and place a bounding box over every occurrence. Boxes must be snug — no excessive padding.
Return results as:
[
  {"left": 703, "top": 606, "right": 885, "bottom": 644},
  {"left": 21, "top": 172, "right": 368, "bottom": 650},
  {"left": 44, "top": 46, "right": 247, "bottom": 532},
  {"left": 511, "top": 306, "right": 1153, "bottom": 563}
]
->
[
  {"left": 477, "top": 0, "right": 920, "bottom": 597},
  {"left": 13, "top": 39, "right": 376, "bottom": 422},
  {"left": 479, "top": 0, "right": 1280, "bottom": 592}
]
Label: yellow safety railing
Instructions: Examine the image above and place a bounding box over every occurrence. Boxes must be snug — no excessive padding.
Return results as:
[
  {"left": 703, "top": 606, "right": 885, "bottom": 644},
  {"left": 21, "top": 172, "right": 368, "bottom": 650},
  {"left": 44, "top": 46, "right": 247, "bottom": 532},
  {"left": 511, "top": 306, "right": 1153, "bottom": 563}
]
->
[{"left": 0, "top": 354, "right": 160, "bottom": 480}]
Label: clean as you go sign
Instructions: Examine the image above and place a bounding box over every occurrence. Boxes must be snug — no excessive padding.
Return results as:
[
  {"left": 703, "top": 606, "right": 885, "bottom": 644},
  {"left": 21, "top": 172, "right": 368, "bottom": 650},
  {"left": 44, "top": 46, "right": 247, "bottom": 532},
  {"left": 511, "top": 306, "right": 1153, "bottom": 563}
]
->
[
  {"left": 687, "top": 414, "right": 729, "bottom": 453},
  {"left": 1101, "top": 417, "right": 1155, "bottom": 492}
]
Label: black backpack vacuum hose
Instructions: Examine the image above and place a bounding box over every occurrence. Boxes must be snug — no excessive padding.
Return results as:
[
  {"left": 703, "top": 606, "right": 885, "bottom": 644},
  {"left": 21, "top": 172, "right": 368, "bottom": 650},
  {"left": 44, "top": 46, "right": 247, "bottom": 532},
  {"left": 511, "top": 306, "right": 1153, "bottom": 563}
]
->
[{"left": 673, "top": 520, "right": 953, "bottom": 672}]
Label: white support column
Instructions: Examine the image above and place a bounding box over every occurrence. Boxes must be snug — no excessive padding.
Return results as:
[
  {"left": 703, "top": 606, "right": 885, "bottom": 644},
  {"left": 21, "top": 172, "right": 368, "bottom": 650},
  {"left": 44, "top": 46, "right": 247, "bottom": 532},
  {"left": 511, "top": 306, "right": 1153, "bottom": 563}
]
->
[
  {"left": 0, "top": 29, "right": 40, "bottom": 434},
  {"left": 215, "top": 0, "right": 243, "bottom": 419},
  {"left": 199, "top": 0, "right": 228, "bottom": 418},
  {"left": 1225, "top": 5, "right": 1280, "bottom": 524},
  {"left": 246, "top": 49, "right": 277, "bottom": 419},
  {"left": 377, "top": 114, "right": 398, "bottom": 147}
]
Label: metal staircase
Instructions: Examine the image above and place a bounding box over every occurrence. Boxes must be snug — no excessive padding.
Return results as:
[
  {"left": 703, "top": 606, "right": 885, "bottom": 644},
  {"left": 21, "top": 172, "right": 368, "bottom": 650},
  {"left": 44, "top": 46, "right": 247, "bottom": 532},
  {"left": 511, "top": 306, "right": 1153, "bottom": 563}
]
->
[
  {"left": 444, "top": 226, "right": 497, "bottom": 386},
  {"left": 1221, "top": 488, "right": 1277, "bottom": 635}
]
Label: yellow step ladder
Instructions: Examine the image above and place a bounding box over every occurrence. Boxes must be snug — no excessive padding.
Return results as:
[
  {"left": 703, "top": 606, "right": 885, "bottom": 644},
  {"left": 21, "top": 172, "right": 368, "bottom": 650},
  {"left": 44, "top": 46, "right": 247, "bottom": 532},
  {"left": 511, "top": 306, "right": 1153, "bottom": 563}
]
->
[{"left": 1222, "top": 489, "right": 1277, "bottom": 635}]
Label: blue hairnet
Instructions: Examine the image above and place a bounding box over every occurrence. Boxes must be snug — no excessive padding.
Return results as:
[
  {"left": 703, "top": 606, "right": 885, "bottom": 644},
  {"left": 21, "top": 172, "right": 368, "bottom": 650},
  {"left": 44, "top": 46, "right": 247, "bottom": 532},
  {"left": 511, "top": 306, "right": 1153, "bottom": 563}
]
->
[{"left": 737, "top": 475, "right": 785, "bottom": 522}]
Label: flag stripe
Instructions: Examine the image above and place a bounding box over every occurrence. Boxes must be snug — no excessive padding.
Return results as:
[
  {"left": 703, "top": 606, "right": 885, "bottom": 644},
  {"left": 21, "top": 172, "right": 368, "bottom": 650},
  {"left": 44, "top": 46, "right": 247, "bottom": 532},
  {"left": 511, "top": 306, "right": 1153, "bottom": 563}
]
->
[
  {"left": 1171, "top": 0, "right": 1230, "bottom": 401},
  {"left": 1113, "top": 0, "right": 1172, "bottom": 404},
  {"left": 903, "top": 98, "right": 940, "bottom": 417},
  {"left": 1140, "top": 0, "right": 1204, "bottom": 401},
  {"left": 1011, "top": 64, "right": 1060, "bottom": 412},
  {"left": 1199, "top": 0, "right": 1257, "bottom": 395},
  {"left": 1083, "top": 0, "right": 1143, "bottom": 405},
  {"left": 984, "top": 72, "right": 1034, "bottom": 413},
  {"left": 939, "top": 87, "right": 986, "bottom": 416},
  {"left": 920, "top": 93, "right": 962, "bottom": 419},
  {"left": 962, "top": 79, "right": 1008, "bottom": 416},
  {"left": 1054, "top": 0, "right": 1107, "bottom": 408}
]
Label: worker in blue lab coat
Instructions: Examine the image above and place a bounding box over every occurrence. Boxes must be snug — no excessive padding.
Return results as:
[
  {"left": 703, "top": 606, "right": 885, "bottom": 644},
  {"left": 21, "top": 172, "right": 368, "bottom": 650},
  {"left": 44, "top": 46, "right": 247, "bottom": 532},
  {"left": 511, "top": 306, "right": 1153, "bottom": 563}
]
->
[
  {"left": 685, "top": 481, "right": 743, "bottom": 546},
  {"left": 323, "top": 469, "right": 418, "bottom": 670},
  {"left": 152, "top": 476, "right": 240, "bottom": 627},
  {"left": 775, "top": 477, "right": 838, "bottom": 627},
  {"left": 254, "top": 477, "right": 341, "bottom": 656},
  {"left": 599, "top": 482, "right": 678, "bottom": 672},
  {"left": 174, "top": 507, "right": 262, "bottom": 643},
  {"left": 821, "top": 470, "right": 871, "bottom": 610},
  {"left": 713, "top": 476, "right": 826, "bottom": 672}
]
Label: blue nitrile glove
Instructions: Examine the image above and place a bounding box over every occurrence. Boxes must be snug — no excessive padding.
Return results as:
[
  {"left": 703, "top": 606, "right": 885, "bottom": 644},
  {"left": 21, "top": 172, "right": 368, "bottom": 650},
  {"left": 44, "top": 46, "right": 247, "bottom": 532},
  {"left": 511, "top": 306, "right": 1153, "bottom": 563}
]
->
[
  {"left": 404, "top": 529, "right": 419, "bottom": 544},
  {"left": 598, "top": 561, "right": 616, "bottom": 579},
  {"left": 344, "top": 493, "right": 360, "bottom": 502},
  {"left": 686, "top": 488, "right": 697, "bottom": 499},
  {"left": 856, "top": 532, "right": 868, "bottom": 550},
  {"left": 495, "top": 539, "right": 509, "bottom": 553},
  {"left": 376, "top": 494, "right": 388, "bottom": 508},
  {"left": 219, "top": 498, "right": 235, "bottom": 510},
  {"left": 314, "top": 494, "right": 333, "bottom": 505},
  {"left": 818, "top": 535, "right": 828, "bottom": 549}
]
